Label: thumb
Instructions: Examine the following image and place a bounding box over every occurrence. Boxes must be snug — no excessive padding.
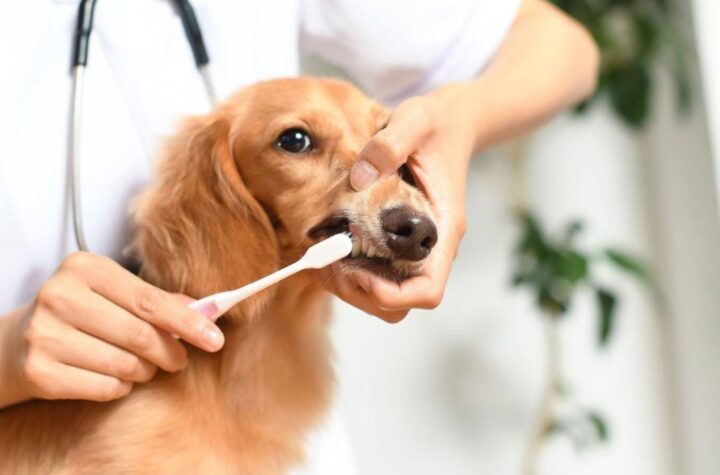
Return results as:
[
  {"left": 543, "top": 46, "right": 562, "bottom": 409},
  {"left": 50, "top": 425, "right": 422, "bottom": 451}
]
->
[
  {"left": 350, "top": 101, "right": 433, "bottom": 191},
  {"left": 171, "top": 293, "right": 195, "bottom": 305}
]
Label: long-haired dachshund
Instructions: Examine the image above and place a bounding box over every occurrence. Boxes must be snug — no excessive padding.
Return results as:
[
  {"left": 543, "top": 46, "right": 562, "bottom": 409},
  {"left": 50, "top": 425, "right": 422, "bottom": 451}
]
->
[{"left": 0, "top": 77, "right": 437, "bottom": 474}]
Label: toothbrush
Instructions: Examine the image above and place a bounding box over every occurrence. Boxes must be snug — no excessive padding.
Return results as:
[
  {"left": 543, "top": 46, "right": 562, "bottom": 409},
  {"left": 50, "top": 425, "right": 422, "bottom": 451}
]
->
[{"left": 188, "top": 233, "right": 353, "bottom": 322}]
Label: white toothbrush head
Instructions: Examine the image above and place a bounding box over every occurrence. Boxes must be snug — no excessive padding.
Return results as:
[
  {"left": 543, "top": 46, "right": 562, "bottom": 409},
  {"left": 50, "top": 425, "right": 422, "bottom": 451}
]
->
[
  {"left": 186, "top": 233, "right": 353, "bottom": 322},
  {"left": 302, "top": 233, "right": 353, "bottom": 269}
]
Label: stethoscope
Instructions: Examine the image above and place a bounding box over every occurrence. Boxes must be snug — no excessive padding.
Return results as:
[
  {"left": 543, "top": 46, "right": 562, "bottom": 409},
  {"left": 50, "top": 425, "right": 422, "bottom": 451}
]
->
[{"left": 69, "top": 0, "right": 216, "bottom": 252}]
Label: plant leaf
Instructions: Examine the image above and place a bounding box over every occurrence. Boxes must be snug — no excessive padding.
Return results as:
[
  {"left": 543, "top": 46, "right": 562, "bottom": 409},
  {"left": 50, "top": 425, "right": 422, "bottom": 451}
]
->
[
  {"left": 672, "top": 58, "right": 693, "bottom": 114},
  {"left": 596, "top": 287, "right": 617, "bottom": 347},
  {"left": 653, "top": 0, "right": 670, "bottom": 13},
  {"left": 560, "top": 250, "right": 588, "bottom": 284},
  {"left": 667, "top": 30, "right": 693, "bottom": 114},
  {"left": 538, "top": 285, "right": 567, "bottom": 316},
  {"left": 563, "top": 219, "right": 584, "bottom": 243},
  {"left": 573, "top": 97, "right": 593, "bottom": 114},
  {"left": 554, "top": 0, "right": 691, "bottom": 128},
  {"left": 634, "top": 11, "right": 661, "bottom": 57},
  {"left": 604, "top": 248, "right": 651, "bottom": 283},
  {"left": 604, "top": 248, "right": 667, "bottom": 311},
  {"left": 587, "top": 411, "right": 610, "bottom": 442},
  {"left": 607, "top": 62, "right": 652, "bottom": 128},
  {"left": 516, "top": 211, "right": 546, "bottom": 254}
]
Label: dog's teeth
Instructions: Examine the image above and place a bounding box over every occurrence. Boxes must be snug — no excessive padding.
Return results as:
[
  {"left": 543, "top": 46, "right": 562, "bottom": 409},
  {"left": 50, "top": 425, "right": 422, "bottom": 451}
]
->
[
  {"left": 361, "top": 239, "right": 369, "bottom": 255},
  {"left": 351, "top": 240, "right": 361, "bottom": 257},
  {"left": 366, "top": 246, "right": 376, "bottom": 258}
]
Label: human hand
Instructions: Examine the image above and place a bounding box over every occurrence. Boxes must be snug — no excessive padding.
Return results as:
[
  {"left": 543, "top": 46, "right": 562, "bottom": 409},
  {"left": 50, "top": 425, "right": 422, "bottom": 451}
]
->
[
  {"left": 6, "top": 252, "right": 224, "bottom": 404},
  {"left": 318, "top": 88, "right": 475, "bottom": 323}
]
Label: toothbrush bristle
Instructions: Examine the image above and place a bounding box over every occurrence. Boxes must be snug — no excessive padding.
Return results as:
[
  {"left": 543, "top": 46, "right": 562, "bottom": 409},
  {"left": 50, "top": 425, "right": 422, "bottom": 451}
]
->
[{"left": 195, "top": 301, "right": 219, "bottom": 319}]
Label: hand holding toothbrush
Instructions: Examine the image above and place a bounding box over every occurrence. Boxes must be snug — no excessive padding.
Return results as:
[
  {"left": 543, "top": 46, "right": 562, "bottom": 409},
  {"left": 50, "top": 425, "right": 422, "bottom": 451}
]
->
[
  {"left": 0, "top": 235, "right": 351, "bottom": 410},
  {"left": 0, "top": 253, "right": 224, "bottom": 409}
]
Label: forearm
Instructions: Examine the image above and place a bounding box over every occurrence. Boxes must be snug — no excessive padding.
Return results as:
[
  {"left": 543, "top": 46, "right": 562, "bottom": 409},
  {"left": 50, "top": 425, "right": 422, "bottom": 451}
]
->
[
  {"left": 0, "top": 306, "right": 30, "bottom": 409},
  {"left": 431, "top": 0, "right": 600, "bottom": 153}
]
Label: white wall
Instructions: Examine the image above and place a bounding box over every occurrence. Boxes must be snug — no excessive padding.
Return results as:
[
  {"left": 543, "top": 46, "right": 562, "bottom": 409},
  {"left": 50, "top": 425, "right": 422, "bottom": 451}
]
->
[
  {"left": 645, "top": 17, "right": 720, "bottom": 472},
  {"left": 691, "top": 0, "right": 720, "bottom": 210}
]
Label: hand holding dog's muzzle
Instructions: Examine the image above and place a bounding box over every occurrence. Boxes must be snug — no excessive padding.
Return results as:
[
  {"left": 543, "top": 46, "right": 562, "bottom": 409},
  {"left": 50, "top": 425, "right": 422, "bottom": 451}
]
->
[{"left": 329, "top": 92, "right": 473, "bottom": 322}]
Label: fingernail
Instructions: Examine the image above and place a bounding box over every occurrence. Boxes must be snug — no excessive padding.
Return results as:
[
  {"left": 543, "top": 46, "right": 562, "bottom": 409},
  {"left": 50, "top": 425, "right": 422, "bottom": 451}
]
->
[
  {"left": 351, "top": 160, "right": 380, "bottom": 191},
  {"left": 203, "top": 325, "right": 224, "bottom": 351}
]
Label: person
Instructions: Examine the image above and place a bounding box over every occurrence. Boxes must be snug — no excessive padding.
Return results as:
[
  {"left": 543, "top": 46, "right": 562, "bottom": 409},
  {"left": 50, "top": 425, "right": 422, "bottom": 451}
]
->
[{"left": 0, "top": 0, "right": 598, "bottom": 472}]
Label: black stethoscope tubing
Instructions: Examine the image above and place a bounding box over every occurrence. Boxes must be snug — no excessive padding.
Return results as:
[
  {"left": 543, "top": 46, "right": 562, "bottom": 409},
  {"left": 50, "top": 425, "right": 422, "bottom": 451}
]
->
[
  {"left": 69, "top": 0, "right": 216, "bottom": 252},
  {"left": 72, "top": 0, "right": 212, "bottom": 72}
]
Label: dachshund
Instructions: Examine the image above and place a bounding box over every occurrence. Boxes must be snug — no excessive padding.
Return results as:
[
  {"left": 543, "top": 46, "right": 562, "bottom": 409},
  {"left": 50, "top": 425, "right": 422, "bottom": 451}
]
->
[{"left": 0, "top": 77, "right": 438, "bottom": 474}]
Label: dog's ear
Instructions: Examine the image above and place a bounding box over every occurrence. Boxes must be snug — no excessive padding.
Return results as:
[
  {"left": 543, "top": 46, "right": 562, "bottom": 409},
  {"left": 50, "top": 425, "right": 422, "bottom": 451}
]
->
[{"left": 133, "top": 110, "right": 280, "bottom": 320}]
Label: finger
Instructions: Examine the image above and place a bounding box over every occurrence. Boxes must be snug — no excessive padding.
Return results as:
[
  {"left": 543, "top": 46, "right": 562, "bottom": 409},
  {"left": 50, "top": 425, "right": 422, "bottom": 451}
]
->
[
  {"left": 314, "top": 267, "right": 410, "bottom": 323},
  {"left": 357, "top": 272, "right": 445, "bottom": 310},
  {"left": 59, "top": 286, "right": 188, "bottom": 373},
  {"left": 354, "top": 241, "right": 454, "bottom": 310},
  {"left": 26, "top": 355, "right": 133, "bottom": 402},
  {"left": 61, "top": 253, "right": 224, "bottom": 352},
  {"left": 54, "top": 363, "right": 134, "bottom": 402},
  {"left": 171, "top": 293, "right": 195, "bottom": 305},
  {"left": 351, "top": 100, "right": 434, "bottom": 190},
  {"left": 42, "top": 319, "right": 157, "bottom": 383}
]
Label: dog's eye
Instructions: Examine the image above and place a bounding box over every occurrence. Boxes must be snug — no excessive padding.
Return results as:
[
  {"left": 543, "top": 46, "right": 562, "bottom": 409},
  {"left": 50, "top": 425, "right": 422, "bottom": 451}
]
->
[{"left": 276, "top": 129, "right": 313, "bottom": 154}]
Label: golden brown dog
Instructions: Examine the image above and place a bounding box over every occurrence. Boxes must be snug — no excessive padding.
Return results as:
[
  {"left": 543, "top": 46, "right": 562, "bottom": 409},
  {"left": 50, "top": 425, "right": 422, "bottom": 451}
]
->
[{"left": 0, "top": 77, "right": 437, "bottom": 474}]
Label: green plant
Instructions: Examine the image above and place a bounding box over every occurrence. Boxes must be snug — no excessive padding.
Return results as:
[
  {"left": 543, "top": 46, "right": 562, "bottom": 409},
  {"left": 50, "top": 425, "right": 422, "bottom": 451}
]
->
[
  {"left": 511, "top": 211, "right": 657, "bottom": 473},
  {"left": 552, "top": 0, "right": 693, "bottom": 128}
]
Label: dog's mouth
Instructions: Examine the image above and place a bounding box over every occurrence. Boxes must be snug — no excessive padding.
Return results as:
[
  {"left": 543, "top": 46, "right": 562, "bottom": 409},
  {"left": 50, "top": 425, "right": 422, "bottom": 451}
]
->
[{"left": 308, "top": 215, "right": 421, "bottom": 283}]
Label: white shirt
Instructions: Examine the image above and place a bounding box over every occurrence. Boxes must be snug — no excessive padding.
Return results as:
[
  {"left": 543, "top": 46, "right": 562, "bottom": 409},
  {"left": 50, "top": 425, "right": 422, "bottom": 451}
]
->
[{"left": 0, "top": 0, "right": 519, "bottom": 472}]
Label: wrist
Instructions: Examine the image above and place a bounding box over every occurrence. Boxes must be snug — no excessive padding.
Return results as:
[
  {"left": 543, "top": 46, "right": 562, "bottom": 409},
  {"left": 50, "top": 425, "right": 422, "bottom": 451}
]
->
[
  {"left": 426, "top": 82, "right": 489, "bottom": 156},
  {"left": 0, "top": 306, "right": 32, "bottom": 409}
]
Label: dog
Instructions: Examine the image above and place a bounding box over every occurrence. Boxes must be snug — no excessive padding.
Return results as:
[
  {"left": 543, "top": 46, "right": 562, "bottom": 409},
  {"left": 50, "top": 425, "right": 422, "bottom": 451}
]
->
[{"left": 0, "top": 77, "right": 438, "bottom": 474}]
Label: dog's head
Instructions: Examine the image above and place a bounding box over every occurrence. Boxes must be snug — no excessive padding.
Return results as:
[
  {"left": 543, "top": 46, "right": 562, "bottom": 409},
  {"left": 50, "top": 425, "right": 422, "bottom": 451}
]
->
[
  {"left": 135, "top": 78, "right": 437, "bottom": 314},
  {"left": 231, "top": 78, "right": 437, "bottom": 282}
]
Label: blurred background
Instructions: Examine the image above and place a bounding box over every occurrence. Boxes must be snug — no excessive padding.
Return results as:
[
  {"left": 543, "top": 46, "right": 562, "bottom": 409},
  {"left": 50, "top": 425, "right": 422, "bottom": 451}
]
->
[{"left": 305, "top": 0, "right": 720, "bottom": 474}]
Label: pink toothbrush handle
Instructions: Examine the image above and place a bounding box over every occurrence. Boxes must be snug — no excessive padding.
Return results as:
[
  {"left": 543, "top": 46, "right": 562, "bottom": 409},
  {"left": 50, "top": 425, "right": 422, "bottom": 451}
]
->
[
  {"left": 166, "top": 300, "right": 220, "bottom": 341},
  {"left": 189, "top": 299, "right": 220, "bottom": 321}
]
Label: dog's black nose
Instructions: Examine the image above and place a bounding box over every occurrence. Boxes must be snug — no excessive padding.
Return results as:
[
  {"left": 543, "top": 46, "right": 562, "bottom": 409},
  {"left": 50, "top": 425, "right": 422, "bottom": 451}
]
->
[{"left": 381, "top": 206, "right": 438, "bottom": 261}]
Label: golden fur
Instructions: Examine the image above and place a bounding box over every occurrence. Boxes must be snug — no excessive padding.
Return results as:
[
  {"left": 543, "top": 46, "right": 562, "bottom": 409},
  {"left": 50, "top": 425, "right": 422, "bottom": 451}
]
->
[{"left": 0, "top": 77, "right": 434, "bottom": 474}]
